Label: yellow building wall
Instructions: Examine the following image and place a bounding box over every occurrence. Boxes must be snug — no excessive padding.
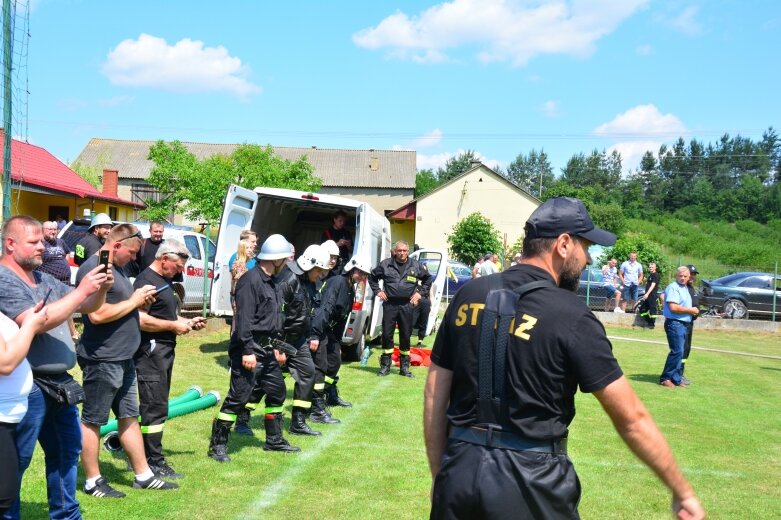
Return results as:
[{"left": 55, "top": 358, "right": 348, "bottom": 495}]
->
[
  {"left": 415, "top": 167, "right": 539, "bottom": 259},
  {"left": 11, "top": 189, "right": 138, "bottom": 223},
  {"left": 389, "top": 219, "right": 415, "bottom": 248}
]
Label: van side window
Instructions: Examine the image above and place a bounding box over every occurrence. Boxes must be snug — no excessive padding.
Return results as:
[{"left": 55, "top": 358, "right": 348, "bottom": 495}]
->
[
  {"left": 184, "top": 235, "right": 201, "bottom": 260},
  {"left": 200, "top": 236, "right": 216, "bottom": 262}
]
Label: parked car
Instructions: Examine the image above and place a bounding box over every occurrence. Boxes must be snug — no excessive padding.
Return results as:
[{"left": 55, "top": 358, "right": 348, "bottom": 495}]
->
[
  {"left": 417, "top": 258, "right": 472, "bottom": 298},
  {"left": 700, "top": 272, "right": 781, "bottom": 319},
  {"left": 577, "top": 268, "right": 645, "bottom": 311}
]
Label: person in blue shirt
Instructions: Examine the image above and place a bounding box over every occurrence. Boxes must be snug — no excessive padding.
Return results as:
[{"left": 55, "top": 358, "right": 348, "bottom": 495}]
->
[{"left": 660, "top": 266, "right": 700, "bottom": 387}]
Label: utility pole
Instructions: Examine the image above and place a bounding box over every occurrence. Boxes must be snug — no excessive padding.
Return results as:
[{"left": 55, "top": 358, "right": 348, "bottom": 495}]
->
[{"left": 2, "top": 0, "right": 12, "bottom": 222}]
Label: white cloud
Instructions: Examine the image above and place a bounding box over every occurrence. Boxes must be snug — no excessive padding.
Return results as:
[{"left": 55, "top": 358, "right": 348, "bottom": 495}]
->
[
  {"left": 594, "top": 104, "right": 686, "bottom": 137},
  {"left": 540, "top": 100, "right": 559, "bottom": 118},
  {"left": 353, "top": 0, "right": 650, "bottom": 66},
  {"left": 635, "top": 44, "right": 653, "bottom": 55},
  {"left": 416, "top": 149, "right": 502, "bottom": 172},
  {"left": 670, "top": 5, "right": 702, "bottom": 36},
  {"left": 411, "top": 129, "right": 443, "bottom": 148},
  {"left": 102, "top": 34, "right": 261, "bottom": 98},
  {"left": 594, "top": 104, "right": 687, "bottom": 171}
]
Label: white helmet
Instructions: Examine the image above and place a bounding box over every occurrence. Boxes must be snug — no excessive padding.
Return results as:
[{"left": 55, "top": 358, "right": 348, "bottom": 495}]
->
[
  {"left": 321, "top": 240, "right": 339, "bottom": 257},
  {"left": 343, "top": 254, "right": 371, "bottom": 274},
  {"left": 297, "top": 244, "right": 331, "bottom": 272},
  {"left": 89, "top": 213, "right": 112, "bottom": 230},
  {"left": 256, "top": 234, "right": 293, "bottom": 260}
]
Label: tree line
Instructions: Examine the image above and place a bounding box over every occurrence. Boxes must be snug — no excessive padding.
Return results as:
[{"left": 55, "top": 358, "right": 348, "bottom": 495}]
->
[{"left": 416, "top": 127, "right": 781, "bottom": 231}]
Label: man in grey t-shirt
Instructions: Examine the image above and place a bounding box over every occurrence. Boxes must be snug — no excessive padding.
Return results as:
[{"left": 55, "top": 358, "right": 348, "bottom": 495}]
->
[
  {"left": 76, "top": 224, "right": 177, "bottom": 498},
  {"left": 0, "top": 215, "right": 110, "bottom": 520}
]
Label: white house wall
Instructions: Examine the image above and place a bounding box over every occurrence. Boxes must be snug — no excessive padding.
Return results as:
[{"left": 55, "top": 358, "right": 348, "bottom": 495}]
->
[{"left": 415, "top": 167, "right": 538, "bottom": 255}]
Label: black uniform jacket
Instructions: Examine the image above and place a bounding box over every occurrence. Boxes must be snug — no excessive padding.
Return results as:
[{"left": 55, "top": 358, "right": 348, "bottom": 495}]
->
[
  {"left": 368, "top": 257, "right": 432, "bottom": 303},
  {"left": 275, "top": 264, "right": 312, "bottom": 339},
  {"left": 311, "top": 274, "right": 353, "bottom": 339},
  {"left": 230, "top": 264, "right": 283, "bottom": 359}
]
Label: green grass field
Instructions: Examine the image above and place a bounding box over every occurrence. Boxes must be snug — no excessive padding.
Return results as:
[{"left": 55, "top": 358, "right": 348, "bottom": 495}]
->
[{"left": 17, "top": 323, "right": 781, "bottom": 519}]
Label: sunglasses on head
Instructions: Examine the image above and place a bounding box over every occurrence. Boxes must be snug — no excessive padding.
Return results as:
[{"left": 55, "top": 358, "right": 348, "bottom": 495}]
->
[{"left": 119, "top": 231, "right": 144, "bottom": 242}]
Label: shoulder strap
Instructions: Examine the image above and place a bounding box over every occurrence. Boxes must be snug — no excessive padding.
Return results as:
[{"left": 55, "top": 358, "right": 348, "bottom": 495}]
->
[{"left": 476, "top": 277, "right": 554, "bottom": 426}]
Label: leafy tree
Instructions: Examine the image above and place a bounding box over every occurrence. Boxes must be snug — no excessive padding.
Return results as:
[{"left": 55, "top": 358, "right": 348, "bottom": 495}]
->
[
  {"left": 588, "top": 203, "right": 626, "bottom": 236},
  {"left": 415, "top": 168, "right": 438, "bottom": 197},
  {"left": 437, "top": 150, "right": 479, "bottom": 184},
  {"left": 505, "top": 149, "right": 554, "bottom": 197},
  {"left": 143, "top": 141, "right": 321, "bottom": 224},
  {"left": 560, "top": 149, "right": 621, "bottom": 202},
  {"left": 446, "top": 212, "right": 502, "bottom": 265}
]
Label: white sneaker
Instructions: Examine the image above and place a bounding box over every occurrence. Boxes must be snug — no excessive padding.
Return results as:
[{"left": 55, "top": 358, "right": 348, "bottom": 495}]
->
[{"left": 614, "top": 307, "right": 623, "bottom": 313}]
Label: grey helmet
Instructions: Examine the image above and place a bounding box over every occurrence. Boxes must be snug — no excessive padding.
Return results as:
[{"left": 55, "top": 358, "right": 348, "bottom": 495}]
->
[
  {"left": 89, "top": 213, "right": 112, "bottom": 230},
  {"left": 256, "top": 234, "right": 293, "bottom": 260}
]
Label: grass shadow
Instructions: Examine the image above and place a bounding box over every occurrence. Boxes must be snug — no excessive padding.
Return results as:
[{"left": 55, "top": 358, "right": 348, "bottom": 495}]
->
[
  {"left": 760, "top": 366, "right": 781, "bottom": 372},
  {"left": 19, "top": 502, "right": 50, "bottom": 518},
  {"left": 200, "top": 341, "right": 230, "bottom": 369},
  {"left": 627, "top": 373, "right": 661, "bottom": 385}
]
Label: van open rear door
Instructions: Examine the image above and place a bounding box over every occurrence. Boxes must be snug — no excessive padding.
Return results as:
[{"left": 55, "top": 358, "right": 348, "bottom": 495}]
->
[
  {"left": 210, "top": 185, "right": 258, "bottom": 316},
  {"left": 409, "top": 249, "right": 448, "bottom": 336}
]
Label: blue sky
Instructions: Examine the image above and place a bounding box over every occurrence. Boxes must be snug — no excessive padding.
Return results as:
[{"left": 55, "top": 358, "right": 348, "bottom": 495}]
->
[{"left": 15, "top": 0, "right": 781, "bottom": 175}]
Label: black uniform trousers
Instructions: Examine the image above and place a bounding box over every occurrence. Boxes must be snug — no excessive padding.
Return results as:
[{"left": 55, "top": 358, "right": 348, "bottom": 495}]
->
[
  {"left": 218, "top": 351, "right": 285, "bottom": 421},
  {"left": 324, "top": 328, "right": 342, "bottom": 380},
  {"left": 278, "top": 337, "right": 314, "bottom": 409},
  {"left": 381, "top": 300, "right": 413, "bottom": 353},
  {"left": 312, "top": 337, "right": 328, "bottom": 391},
  {"left": 431, "top": 439, "right": 581, "bottom": 520},
  {"left": 412, "top": 297, "right": 431, "bottom": 340},
  {"left": 683, "top": 321, "right": 694, "bottom": 365},
  {"left": 135, "top": 340, "right": 175, "bottom": 466}
]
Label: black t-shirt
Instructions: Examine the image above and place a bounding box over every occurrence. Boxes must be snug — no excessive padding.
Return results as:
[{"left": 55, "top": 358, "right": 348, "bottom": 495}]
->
[
  {"left": 77, "top": 256, "right": 140, "bottom": 361},
  {"left": 645, "top": 271, "right": 660, "bottom": 297},
  {"left": 431, "top": 264, "right": 623, "bottom": 440},
  {"left": 74, "top": 233, "right": 104, "bottom": 265},
  {"left": 135, "top": 267, "right": 178, "bottom": 345}
]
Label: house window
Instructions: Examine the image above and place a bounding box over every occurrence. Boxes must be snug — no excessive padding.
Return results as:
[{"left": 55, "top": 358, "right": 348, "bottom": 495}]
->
[
  {"left": 370, "top": 157, "right": 379, "bottom": 171},
  {"left": 108, "top": 207, "right": 118, "bottom": 220}
]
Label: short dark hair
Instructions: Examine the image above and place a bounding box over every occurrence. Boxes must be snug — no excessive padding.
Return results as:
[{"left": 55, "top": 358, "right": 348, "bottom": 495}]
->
[{"left": 334, "top": 210, "right": 348, "bottom": 220}]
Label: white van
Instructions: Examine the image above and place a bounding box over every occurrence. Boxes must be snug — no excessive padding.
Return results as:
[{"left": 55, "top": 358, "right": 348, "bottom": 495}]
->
[
  {"left": 211, "top": 185, "right": 396, "bottom": 359},
  {"left": 133, "top": 223, "right": 216, "bottom": 310}
]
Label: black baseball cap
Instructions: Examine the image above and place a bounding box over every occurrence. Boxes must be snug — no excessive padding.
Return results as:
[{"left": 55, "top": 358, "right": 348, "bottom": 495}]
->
[
  {"left": 686, "top": 264, "right": 698, "bottom": 274},
  {"left": 524, "top": 197, "right": 616, "bottom": 246}
]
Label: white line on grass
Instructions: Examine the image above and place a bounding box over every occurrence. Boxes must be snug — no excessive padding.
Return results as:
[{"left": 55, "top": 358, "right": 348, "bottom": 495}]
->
[
  {"left": 239, "top": 376, "right": 395, "bottom": 519},
  {"left": 608, "top": 335, "right": 781, "bottom": 360},
  {"left": 575, "top": 458, "right": 743, "bottom": 478}
]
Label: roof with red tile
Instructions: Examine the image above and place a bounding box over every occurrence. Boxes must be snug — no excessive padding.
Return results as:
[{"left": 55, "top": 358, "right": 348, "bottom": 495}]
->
[{"left": 2, "top": 137, "right": 143, "bottom": 208}]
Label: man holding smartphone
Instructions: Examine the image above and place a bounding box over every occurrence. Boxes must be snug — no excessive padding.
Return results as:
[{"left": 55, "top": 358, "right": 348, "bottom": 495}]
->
[
  {"left": 77, "top": 224, "right": 177, "bottom": 498},
  {"left": 0, "top": 215, "right": 111, "bottom": 520},
  {"left": 134, "top": 239, "right": 206, "bottom": 479}
]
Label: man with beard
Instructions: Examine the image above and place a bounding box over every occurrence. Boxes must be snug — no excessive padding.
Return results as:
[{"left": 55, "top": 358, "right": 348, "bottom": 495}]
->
[
  {"left": 0, "top": 216, "right": 110, "bottom": 519},
  {"left": 424, "top": 197, "right": 704, "bottom": 520},
  {"left": 74, "top": 213, "right": 112, "bottom": 266}
]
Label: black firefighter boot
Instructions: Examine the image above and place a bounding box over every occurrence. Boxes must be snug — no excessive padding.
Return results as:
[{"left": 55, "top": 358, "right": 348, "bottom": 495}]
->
[
  {"left": 263, "top": 413, "right": 300, "bottom": 452},
  {"left": 289, "top": 407, "right": 321, "bottom": 436},
  {"left": 377, "top": 353, "right": 392, "bottom": 377},
  {"left": 310, "top": 393, "right": 341, "bottom": 424},
  {"left": 399, "top": 354, "right": 415, "bottom": 378},
  {"left": 207, "top": 419, "right": 232, "bottom": 463},
  {"left": 234, "top": 408, "right": 254, "bottom": 436},
  {"left": 325, "top": 379, "right": 352, "bottom": 408}
]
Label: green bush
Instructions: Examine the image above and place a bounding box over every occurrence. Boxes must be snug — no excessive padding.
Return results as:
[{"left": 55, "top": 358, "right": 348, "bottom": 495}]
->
[{"left": 447, "top": 212, "right": 502, "bottom": 265}]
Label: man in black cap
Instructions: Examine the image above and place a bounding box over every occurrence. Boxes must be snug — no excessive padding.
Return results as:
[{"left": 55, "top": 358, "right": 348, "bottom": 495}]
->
[{"left": 424, "top": 197, "right": 704, "bottom": 520}]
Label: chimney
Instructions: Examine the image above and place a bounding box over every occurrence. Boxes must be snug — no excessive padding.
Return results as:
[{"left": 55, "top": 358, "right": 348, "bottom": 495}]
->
[{"left": 102, "top": 169, "right": 118, "bottom": 197}]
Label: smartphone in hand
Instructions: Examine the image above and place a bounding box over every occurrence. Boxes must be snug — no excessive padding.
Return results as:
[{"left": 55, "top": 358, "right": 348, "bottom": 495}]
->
[
  {"left": 99, "top": 250, "right": 110, "bottom": 270},
  {"left": 155, "top": 284, "right": 171, "bottom": 294},
  {"left": 35, "top": 287, "right": 53, "bottom": 312}
]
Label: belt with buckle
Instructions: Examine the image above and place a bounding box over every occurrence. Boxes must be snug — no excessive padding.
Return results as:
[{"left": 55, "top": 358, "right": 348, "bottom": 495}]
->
[{"left": 449, "top": 425, "right": 567, "bottom": 454}]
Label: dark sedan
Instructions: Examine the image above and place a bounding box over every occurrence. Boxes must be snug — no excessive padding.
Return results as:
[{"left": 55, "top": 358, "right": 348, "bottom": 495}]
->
[
  {"left": 577, "top": 268, "right": 645, "bottom": 312},
  {"left": 700, "top": 272, "right": 781, "bottom": 319},
  {"left": 418, "top": 259, "right": 473, "bottom": 298}
]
